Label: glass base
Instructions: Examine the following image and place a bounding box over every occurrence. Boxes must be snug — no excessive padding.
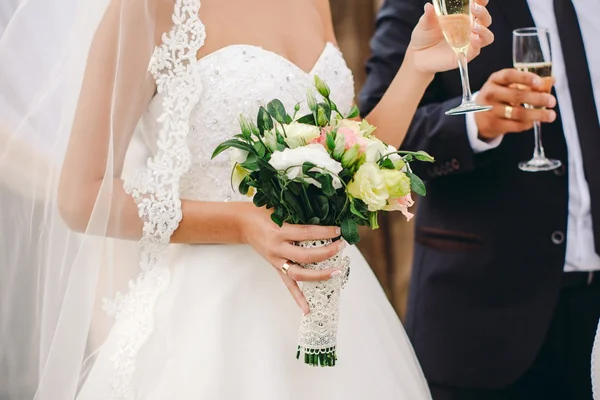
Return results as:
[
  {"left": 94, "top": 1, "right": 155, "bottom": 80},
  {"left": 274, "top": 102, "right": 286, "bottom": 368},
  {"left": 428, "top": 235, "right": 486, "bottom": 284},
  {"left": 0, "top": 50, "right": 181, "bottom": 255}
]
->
[
  {"left": 445, "top": 102, "right": 492, "bottom": 116},
  {"left": 518, "top": 158, "right": 562, "bottom": 172}
]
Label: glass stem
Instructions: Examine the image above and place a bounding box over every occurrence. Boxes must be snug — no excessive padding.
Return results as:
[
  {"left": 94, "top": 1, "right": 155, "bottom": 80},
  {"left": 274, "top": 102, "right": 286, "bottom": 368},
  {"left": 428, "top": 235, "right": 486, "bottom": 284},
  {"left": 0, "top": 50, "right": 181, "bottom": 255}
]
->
[
  {"left": 457, "top": 50, "right": 474, "bottom": 104},
  {"left": 532, "top": 120, "right": 546, "bottom": 160}
]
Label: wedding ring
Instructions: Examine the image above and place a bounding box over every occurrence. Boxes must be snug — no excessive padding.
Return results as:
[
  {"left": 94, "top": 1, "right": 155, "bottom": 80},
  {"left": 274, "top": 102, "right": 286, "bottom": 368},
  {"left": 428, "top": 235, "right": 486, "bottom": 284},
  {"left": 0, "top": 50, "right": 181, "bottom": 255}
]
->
[
  {"left": 281, "top": 261, "right": 292, "bottom": 276},
  {"left": 504, "top": 105, "right": 514, "bottom": 120}
]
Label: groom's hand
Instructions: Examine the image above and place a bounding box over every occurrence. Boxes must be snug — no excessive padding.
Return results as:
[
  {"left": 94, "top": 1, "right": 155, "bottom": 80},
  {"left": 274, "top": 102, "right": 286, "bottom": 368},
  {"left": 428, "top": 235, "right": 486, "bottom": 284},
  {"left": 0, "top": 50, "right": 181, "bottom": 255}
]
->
[{"left": 474, "top": 68, "right": 557, "bottom": 141}]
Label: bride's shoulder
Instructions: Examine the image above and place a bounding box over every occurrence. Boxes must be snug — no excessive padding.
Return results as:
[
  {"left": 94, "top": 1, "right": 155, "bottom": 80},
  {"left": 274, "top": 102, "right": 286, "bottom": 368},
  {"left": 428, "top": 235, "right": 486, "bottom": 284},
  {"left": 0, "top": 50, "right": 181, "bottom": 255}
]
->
[{"left": 100, "top": 0, "right": 176, "bottom": 47}]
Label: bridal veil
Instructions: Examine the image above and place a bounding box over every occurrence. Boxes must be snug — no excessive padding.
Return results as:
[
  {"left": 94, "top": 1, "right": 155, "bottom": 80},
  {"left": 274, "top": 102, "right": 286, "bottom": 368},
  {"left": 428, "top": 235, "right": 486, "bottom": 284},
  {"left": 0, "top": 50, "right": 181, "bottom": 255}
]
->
[{"left": 0, "top": 0, "right": 203, "bottom": 398}]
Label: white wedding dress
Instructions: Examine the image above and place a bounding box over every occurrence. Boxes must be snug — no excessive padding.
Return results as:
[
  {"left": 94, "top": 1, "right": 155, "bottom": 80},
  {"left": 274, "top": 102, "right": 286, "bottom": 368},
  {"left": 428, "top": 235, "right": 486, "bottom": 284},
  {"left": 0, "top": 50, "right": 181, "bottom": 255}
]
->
[{"left": 75, "top": 2, "right": 431, "bottom": 399}]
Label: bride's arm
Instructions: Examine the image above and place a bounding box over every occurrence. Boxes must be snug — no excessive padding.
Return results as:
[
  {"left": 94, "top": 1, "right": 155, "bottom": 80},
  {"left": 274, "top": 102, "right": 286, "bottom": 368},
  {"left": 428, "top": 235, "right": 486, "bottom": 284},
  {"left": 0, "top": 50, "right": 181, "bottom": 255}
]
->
[
  {"left": 59, "top": 0, "right": 340, "bottom": 288},
  {"left": 316, "top": 0, "right": 493, "bottom": 147}
]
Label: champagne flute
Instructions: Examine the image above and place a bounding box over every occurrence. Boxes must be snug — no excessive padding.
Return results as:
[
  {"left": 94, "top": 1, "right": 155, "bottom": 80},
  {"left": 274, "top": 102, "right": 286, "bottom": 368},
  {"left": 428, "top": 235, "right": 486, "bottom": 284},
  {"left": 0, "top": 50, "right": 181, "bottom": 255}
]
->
[
  {"left": 513, "top": 27, "right": 561, "bottom": 172},
  {"left": 433, "top": 0, "right": 492, "bottom": 115}
]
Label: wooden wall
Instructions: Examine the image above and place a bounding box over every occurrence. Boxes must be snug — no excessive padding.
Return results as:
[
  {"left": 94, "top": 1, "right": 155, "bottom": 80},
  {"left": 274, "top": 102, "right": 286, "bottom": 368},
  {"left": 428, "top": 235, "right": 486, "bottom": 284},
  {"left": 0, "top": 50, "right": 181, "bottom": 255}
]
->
[{"left": 329, "top": 0, "right": 416, "bottom": 319}]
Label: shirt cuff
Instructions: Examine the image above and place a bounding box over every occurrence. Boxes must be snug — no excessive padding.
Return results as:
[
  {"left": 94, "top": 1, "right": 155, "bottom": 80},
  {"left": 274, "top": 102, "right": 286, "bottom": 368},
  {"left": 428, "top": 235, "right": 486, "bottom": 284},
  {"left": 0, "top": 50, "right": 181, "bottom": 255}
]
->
[{"left": 466, "top": 92, "right": 503, "bottom": 154}]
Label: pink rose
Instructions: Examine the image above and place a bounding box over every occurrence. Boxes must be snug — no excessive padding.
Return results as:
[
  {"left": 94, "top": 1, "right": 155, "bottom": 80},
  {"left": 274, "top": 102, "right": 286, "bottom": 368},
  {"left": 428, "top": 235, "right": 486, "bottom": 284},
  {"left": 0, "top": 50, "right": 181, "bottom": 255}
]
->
[
  {"left": 337, "top": 127, "right": 368, "bottom": 152},
  {"left": 311, "top": 127, "right": 332, "bottom": 147}
]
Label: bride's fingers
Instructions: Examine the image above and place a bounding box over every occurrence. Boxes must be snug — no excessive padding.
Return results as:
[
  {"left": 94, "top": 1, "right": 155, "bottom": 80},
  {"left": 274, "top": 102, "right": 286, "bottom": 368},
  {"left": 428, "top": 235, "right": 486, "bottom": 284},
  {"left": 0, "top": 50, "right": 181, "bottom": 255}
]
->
[
  {"left": 280, "top": 241, "right": 344, "bottom": 264},
  {"left": 281, "top": 224, "right": 340, "bottom": 242},
  {"left": 283, "top": 262, "right": 341, "bottom": 282},
  {"left": 279, "top": 271, "right": 310, "bottom": 315}
]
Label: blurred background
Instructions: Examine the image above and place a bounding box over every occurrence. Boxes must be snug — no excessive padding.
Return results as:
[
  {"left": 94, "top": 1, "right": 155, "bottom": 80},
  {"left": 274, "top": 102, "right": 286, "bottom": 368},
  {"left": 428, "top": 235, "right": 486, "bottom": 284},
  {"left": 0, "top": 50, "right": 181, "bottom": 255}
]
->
[{"left": 330, "top": 0, "right": 415, "bottom": 320}]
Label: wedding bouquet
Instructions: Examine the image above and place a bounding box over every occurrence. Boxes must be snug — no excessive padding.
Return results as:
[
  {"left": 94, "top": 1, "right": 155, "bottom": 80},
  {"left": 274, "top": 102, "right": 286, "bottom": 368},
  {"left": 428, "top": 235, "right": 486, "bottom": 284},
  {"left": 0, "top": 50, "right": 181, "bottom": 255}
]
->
[{"left": 212, "top": 76, "right": 433, "bottom": 367}]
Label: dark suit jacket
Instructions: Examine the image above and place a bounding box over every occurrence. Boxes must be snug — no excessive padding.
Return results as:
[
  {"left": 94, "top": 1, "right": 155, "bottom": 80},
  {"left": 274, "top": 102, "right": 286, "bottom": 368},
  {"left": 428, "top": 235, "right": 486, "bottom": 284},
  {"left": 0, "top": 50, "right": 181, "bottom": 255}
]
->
[{"left": 360, "top": 0, "right": 570, "bottom": 389}]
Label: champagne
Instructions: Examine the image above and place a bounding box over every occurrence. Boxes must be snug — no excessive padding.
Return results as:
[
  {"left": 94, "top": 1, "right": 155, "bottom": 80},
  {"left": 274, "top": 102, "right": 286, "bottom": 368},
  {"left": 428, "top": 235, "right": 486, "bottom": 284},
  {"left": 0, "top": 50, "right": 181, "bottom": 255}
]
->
[
  {"left": 433, "top": 0, "right": 471, "bottom": 53},
  {"left": 515, "top": 61, "right": 553, "bottom": 109},
  {"left": 514, "top": 62, "right": 553, "bottom": 92}
]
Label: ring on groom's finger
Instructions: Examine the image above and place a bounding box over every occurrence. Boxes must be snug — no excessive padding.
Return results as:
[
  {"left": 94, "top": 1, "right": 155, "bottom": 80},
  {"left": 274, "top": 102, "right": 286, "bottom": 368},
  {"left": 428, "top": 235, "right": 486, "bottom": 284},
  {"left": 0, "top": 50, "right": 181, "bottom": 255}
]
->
[
  {"left": 504, "top": 105, "right": 514, "bottom": 120},
  {"left": 281, "top": 261, "right": 292, "bottom": 276}
]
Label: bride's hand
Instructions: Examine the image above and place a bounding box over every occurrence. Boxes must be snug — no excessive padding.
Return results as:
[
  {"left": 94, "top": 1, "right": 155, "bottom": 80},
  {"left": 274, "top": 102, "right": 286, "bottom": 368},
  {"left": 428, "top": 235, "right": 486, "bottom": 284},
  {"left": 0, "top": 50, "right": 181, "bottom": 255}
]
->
[
  {"left": 408, "top": 0, "right": 494, "bottom": 75},
  {"left": 239, "top": 205, "right": 344, "bottom": 315}
]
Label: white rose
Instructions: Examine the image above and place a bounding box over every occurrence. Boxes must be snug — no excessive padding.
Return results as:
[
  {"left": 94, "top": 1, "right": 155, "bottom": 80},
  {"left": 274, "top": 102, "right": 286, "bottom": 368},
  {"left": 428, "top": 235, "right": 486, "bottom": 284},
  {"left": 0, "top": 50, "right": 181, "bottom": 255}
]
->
[
  {"left": 281, "top": 122, "right": 321, "bottom": 148},
  {"left": 364, "top": 138, "right": 389, "bottom": 163},
  {"left": 268, "top": 144, "right": 343, "bottom": 189}
]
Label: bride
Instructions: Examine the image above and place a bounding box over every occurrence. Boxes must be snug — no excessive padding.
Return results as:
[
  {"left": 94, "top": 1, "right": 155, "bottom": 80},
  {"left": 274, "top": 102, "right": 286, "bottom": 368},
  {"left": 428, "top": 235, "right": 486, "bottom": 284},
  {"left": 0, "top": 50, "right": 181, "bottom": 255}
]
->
[{"left": 0, "top": 0, "right": 493, "bottom": 399}]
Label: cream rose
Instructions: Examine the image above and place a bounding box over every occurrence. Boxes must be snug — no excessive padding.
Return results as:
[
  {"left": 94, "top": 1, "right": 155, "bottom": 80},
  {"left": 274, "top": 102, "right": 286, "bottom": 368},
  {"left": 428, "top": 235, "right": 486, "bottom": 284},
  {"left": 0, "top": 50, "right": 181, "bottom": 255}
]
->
[
  {"left": 380, "top": 169, "right": 411, "bottom": 198},
  {"left": 347, "top": 163, "right": 389, "bottom": 211},
  {"left": 268, "top": 144, "right": 343, "bottom": 189},
  {"left": 282, "top": 122, "right": 321, "bottom": 149}
]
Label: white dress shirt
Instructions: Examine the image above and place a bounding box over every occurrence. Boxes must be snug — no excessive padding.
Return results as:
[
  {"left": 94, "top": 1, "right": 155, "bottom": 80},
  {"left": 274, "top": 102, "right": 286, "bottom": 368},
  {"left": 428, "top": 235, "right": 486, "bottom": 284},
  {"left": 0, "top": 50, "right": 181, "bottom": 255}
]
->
[{"left": 466, "top": 0, "right": 600, "bottom": 272}]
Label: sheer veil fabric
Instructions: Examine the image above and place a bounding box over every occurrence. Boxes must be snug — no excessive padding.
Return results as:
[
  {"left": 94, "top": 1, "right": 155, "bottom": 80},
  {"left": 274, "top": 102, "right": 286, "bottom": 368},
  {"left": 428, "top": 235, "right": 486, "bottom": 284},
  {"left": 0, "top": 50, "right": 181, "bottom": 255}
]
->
[{"left": 0, "top": 0, "right": 195, "bottom": 398}]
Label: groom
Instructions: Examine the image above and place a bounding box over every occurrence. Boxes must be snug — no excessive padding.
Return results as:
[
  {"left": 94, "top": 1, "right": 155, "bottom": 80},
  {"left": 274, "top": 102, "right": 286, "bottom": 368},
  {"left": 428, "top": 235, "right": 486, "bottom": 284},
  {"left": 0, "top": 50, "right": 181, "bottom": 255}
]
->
[{"left": 360, "top": 0, "right": 600, "bottom": 398}]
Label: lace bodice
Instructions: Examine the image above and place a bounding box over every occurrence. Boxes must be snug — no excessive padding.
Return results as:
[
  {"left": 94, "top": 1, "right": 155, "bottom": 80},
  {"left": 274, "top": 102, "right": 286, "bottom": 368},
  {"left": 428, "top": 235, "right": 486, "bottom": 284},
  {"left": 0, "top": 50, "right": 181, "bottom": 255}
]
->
[{"left": 137, "top": 42, "right": 355, "bottom": 202}]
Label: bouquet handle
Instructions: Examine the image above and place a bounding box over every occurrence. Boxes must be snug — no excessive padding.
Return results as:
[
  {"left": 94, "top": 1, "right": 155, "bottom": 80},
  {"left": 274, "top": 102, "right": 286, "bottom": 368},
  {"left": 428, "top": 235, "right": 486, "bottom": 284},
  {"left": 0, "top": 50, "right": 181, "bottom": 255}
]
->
[{"left": 295, "top": 239, "right": 350, "bottom": 366}]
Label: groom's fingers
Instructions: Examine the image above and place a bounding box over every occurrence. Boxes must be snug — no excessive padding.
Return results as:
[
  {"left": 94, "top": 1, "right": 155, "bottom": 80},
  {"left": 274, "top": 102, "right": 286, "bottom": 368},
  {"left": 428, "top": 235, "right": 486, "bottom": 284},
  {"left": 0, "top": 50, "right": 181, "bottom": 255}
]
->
[{"left": 278, "top": 272, "right": 310, "bottom": 315}]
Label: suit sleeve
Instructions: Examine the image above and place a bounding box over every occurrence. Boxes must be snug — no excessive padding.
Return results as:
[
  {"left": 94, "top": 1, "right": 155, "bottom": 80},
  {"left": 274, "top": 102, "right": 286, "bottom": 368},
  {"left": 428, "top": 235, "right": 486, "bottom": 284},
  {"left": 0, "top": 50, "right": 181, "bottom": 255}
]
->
[{"left": 359, "top": 0, "right": 484, "bottom": 180}]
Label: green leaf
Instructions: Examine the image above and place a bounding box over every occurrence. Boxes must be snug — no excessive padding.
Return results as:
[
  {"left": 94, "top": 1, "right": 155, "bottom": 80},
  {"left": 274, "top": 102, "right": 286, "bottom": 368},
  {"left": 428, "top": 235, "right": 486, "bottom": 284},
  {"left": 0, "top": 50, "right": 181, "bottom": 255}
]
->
[
  {"left": 407, "top": 172, "right": 426, "bottom": 196},
  {"left": 314, "top": 195, "right": 330, "bottom": 221},
  {"left": 341, "top": 218, "right": 359, "bottom": 245},
  {"left": 289, "top": 182, "right": 302, "bottom": 196},
  {"left": 271, "top": 212, "right": 283, "bottom": 226},
  {"left": 308, "top": 217, "right": 321, "bottom": 225},
  {"left": 271, "top": 206, "right": 286, "bottom": 227},
  {"left": 402, "top": 154, "right": 414, "bottom": 163},
  {"left": 346, "top": 105, "right": 360, "bottom": 119},
  {"left": 321, "top": 174, "right": 335, "bottom": 197},
  {"left": 257, "top": 106, "right": 274, "bottom": 134},
  {"left": 267, "top": 99, "right": 288, "bottom": 125},
  {"left": 413, "top": 150, "right": 435, "bottom": 163},
  {"left": 239, "top": 176, "right": 250, "bottom": 195},
  {"left": 253, "top": 192, "right": 269, "bottom": 208},
  {"left": 350, "top": 201, "right": 368, "bottom": 221},
  {"left": 379, "top": 157, "right": 395, "bottom": 170},
  {"left": 296, "top": 113, "right": 316, "bottom": 125},
  {"left": 253, "top": 141, "right": 266, "bottom": 158},
  {"left": 283, "top": 190, "right": 307, "bottom": 221},
  {"left": 212, "top": 139, "right": 255, "bottom": 159},
  {"left": 302, "top": 162, "right": 317, "bottom": 174}
]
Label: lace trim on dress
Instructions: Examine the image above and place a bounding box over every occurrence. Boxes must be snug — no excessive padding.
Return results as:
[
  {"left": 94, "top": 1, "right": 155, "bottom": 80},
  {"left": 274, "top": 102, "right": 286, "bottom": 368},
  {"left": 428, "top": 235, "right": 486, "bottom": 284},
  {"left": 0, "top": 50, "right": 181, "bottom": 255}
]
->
[{"left": 102, "top": 1, "right": 205, "bottom": 399}]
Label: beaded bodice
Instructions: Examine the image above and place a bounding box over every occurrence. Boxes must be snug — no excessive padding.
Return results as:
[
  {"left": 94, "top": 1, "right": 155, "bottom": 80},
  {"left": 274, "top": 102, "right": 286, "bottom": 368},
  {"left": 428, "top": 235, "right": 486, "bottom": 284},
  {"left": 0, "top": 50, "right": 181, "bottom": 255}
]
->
[{"left": 138, "top": 42, "right": 355, "bottom": 202}]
